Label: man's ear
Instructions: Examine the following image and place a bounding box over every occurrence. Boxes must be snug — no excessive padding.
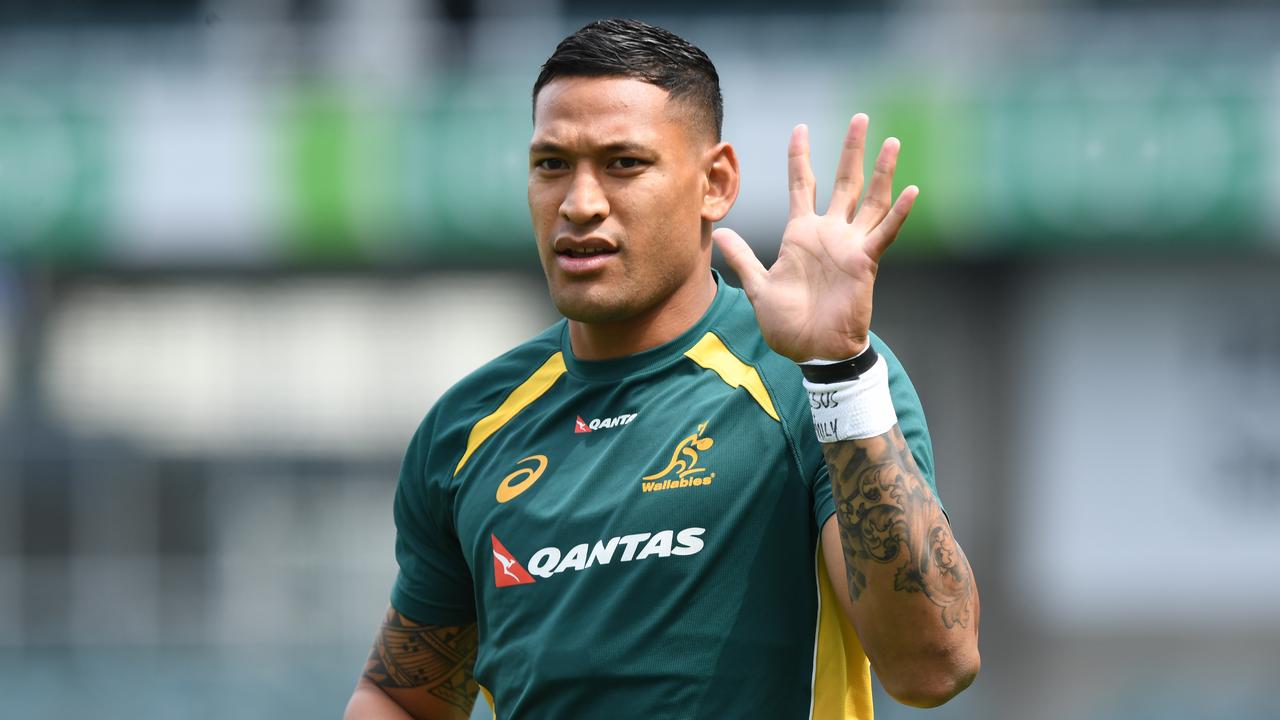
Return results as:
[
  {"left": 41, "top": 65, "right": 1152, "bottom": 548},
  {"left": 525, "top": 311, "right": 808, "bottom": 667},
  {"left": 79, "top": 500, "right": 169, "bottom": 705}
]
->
[{"left": 701, "top": 142, "right": 740, "bottom": 223}]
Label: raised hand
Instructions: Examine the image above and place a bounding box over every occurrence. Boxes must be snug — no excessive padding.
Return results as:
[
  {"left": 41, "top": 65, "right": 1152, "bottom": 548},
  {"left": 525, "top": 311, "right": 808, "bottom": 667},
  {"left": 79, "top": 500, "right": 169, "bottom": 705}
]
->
[{"left": 713, "top": 114, "right": 917, "bottom": 362}]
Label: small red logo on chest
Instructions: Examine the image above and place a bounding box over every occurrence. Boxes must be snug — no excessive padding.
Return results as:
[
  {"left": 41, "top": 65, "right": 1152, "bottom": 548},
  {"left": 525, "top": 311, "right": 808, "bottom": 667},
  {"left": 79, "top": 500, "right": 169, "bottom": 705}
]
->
[
  {"left": 491, "top": 534, "right": 536, "bottom": 587},
  {"left": 574, "top": 412, "right": 638, "bottom": 434}
]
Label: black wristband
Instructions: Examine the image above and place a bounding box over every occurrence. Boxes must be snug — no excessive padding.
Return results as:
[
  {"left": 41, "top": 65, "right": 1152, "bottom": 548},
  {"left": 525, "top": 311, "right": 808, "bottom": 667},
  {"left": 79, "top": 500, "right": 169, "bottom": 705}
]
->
[{"left": 798, "top": 345, "right": 880, "bottom": 384}]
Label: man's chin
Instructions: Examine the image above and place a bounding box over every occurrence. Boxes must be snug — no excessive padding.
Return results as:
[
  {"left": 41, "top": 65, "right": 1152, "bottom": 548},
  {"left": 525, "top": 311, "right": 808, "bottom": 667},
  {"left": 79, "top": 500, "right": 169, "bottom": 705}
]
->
[{"left": 550, "top": 287, "right": 636, "bottom": 325}]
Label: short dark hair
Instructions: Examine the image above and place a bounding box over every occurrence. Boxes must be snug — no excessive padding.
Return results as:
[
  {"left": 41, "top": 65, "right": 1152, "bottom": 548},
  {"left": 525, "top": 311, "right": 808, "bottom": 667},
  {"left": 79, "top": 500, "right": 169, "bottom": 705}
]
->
[{"left": 532, "top": 19, "right": 723, "bottom": 141}]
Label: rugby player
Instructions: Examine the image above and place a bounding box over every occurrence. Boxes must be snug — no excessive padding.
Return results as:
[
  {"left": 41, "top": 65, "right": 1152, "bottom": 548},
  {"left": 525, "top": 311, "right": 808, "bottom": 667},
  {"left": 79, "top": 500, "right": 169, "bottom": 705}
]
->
[{"left": 345, "top": 18, "right": 979, "bottom": 720}]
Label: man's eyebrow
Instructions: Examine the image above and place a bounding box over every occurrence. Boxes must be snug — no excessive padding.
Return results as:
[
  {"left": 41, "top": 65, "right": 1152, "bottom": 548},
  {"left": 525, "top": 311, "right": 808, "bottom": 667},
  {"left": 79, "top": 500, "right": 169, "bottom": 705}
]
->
[
  {"left": 528, "top": 141, "right": 565, "bottom": 155},
  {"left": 528, "top": 141, "right": 656, "bottom": 156}
]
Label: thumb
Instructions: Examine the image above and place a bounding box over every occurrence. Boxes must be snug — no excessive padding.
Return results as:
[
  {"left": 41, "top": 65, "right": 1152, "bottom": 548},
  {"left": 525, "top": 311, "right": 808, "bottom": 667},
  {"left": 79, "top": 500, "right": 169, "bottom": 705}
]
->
[{"left": 712, "top": 227, "right": 766, "bottom": 298}]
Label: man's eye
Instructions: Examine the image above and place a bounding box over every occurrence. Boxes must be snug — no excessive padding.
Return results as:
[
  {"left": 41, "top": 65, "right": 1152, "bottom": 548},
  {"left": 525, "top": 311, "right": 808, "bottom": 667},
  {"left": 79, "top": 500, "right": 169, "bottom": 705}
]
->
[
  {"left": 609, "top": 157, "right": 646, "bottom": 170},
  {"left": 535, "top": 158, "right": 567, "bottom": 171}
]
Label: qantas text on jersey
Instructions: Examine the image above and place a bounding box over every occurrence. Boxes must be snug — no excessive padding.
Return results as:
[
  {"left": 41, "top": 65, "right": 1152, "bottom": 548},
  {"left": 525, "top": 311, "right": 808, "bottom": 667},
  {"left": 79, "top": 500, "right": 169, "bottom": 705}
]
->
[
  {"left": 575, "top": 413, "right": 638, "bottom": 433},
  {"left": 498, "top": 528, "right": 705, "bottom": 581}
]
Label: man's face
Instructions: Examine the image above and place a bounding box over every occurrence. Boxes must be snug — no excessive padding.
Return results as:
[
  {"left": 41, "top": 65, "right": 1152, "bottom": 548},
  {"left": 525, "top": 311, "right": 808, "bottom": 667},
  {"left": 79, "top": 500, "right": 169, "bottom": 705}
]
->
[{"left": 529, "top": 76, "right": 712, "bottom": 324}]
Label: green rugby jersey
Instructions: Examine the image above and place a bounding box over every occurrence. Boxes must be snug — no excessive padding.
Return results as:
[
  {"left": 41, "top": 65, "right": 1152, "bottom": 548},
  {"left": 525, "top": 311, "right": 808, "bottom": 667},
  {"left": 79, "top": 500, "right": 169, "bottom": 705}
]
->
[{"left": 390, "top": 270, "right": 937, "bottom": 719}]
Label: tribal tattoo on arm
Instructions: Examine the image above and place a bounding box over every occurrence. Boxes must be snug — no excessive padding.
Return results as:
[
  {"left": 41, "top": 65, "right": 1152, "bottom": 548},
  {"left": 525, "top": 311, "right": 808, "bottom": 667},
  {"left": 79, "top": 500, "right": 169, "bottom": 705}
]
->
[
  {"left": 824, "top": 427, "right": 976, "bottom": 630},
  {"left": 363, "top": 607, "right": 480, "bottom": 713}
]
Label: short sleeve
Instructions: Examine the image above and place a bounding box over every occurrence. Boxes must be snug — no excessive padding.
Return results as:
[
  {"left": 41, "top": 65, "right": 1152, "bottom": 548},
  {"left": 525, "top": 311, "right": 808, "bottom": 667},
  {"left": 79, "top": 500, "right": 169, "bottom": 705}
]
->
[
  {"left": 808, "top": 333, "right": 940, "bottom": 528},
  {"left": 389, "top": 409, "right": 477, "bottom": 626}
]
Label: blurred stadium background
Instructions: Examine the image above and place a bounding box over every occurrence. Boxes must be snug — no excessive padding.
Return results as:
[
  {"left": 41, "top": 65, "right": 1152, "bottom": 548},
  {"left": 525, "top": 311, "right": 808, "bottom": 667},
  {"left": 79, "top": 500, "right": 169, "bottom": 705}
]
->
[{"left": 1, "top": 0, "right": 1279, "bottom": 718}]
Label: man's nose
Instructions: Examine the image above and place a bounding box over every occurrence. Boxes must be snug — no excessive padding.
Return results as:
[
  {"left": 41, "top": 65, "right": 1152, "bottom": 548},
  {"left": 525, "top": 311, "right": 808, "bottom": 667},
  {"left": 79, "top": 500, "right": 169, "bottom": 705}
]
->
[{"left": 560, "top": 168, "right": 609, "bottom": 225}]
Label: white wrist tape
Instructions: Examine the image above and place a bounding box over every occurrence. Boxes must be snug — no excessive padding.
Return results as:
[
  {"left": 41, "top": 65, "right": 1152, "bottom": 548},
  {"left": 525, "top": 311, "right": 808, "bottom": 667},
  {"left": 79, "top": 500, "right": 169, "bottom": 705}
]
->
[{"left": 802, "top": 355, "right": 897, "bottom": 442}]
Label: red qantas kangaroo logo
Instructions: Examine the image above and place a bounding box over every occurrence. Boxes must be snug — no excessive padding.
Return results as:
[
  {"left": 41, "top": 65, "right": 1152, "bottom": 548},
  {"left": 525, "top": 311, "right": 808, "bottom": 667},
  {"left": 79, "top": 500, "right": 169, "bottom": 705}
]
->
[{"left": 491, "top": 534, "right": 535, "bottom": 587}]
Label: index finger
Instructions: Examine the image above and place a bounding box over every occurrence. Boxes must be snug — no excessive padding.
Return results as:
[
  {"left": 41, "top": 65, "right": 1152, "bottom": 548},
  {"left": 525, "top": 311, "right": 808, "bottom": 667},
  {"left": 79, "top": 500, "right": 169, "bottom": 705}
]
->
[{"left": 788, "top": 124, "right": 816, "bottom": 218}]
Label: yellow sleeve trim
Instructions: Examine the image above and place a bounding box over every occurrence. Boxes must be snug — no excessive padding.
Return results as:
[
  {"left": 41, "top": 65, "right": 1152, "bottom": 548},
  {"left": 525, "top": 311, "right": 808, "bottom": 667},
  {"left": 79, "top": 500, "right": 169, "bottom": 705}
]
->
[
  {"left": 813, "top": 542, "right": 874, "bottom": 719},
  {"left": 683, "top": 332, "right": 780, "bottom": 422},
  {"left": 477, "top": 683, "right": 496, "bottom": 719},
  {"left": 454, "top": 352, "right": 567, "bottom": 476}
]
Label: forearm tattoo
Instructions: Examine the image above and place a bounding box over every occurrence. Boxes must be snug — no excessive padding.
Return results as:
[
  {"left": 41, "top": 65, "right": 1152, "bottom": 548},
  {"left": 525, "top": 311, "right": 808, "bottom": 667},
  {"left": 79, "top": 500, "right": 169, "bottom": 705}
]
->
[
  {"left": 363, "top": 607, "right": 479, "bottom": 712},
  {"left": 824, "top": 427, "right": 975, "bottom": 629}
]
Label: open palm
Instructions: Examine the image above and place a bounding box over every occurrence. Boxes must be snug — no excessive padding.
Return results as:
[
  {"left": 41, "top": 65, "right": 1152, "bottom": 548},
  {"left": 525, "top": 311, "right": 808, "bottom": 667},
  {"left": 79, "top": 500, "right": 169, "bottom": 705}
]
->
[{"left": 713, "top": 114, "right": 918, "bottom": 362}]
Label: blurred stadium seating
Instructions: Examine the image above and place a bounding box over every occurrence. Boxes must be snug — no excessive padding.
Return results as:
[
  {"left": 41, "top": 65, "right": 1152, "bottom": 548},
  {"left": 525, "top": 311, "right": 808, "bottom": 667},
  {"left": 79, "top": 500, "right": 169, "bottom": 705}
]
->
[{"left": 1, "top": 1, "right": 1278, "bottom": 718}]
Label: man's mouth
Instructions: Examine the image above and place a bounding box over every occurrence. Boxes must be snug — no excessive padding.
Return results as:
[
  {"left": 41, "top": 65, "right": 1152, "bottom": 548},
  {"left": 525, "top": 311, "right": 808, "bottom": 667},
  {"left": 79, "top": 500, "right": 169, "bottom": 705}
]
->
[
  {"left": 559, "top": 247, "right": 618, "bottom": 258},
  {"left": 553, "top": 240, "right": 620, "bottom": 274}
]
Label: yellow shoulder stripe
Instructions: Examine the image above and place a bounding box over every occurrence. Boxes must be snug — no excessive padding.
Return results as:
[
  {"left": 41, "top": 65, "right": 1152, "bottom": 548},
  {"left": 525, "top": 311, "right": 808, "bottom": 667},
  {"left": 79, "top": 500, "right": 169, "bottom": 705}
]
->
[
  {"left": 683, "top": 332, "right": 779, "bottom": 422},
  {"left": 454, "top": 352, "right": 566, "bottom": 476}
]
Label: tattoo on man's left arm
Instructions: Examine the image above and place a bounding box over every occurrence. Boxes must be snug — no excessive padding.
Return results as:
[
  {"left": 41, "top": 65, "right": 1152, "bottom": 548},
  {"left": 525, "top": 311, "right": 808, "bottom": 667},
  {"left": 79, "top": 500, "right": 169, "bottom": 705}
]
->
[
  {"left": 362, "top": 608, "right": 479, "bottom": 712},
  {"left": 824, "top": 427, "right": 976, "bottom": 629}
]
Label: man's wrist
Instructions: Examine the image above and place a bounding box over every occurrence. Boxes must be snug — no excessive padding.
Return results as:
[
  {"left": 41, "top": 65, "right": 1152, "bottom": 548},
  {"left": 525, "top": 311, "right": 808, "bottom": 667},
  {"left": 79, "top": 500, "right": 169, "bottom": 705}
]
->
[
  {"left": 800, "top": 351, "right": 897, "bottom": 443},
  {"left": 798, "top": 342, "right": 879, "bottom": 384}
]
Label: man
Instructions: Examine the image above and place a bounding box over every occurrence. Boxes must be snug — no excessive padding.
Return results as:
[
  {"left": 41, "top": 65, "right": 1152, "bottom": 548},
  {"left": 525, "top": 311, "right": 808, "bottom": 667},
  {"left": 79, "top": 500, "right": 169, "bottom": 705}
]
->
[{"left": 345, "top": 18, "right": 979, "bottom": 720}]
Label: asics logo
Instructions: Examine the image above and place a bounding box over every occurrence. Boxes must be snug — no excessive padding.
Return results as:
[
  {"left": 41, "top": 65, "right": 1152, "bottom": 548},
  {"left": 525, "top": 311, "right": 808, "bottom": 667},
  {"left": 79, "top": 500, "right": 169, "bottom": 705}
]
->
[{"left": 496, "top": 455, "right": 547, "bottom": 504}]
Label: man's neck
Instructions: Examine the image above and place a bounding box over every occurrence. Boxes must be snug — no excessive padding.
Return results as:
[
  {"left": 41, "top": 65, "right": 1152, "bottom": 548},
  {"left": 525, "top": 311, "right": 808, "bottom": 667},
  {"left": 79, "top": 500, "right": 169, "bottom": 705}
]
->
[{"left": 567, "top": 270, "right": 717, "bottom": 361}]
